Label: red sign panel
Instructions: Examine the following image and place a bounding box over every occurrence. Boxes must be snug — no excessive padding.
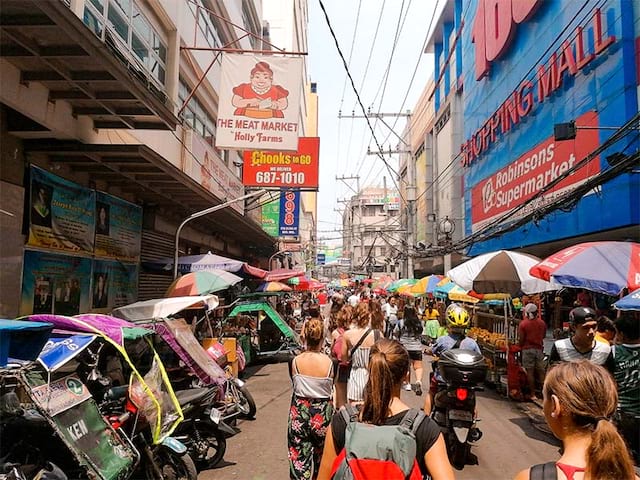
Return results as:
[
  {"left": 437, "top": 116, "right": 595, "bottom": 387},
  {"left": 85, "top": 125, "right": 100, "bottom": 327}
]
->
[
  {"left": 470, "top": 111, "right": 601, "bottom": 232},
  {"left": 243, "top": 137, "right": 319, "bottom": 189}
]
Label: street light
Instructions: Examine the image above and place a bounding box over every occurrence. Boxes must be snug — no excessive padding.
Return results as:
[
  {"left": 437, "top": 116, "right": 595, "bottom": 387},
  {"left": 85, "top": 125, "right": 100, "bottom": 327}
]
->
[
  {"left": 173, "top": 189, "right": 266, "bottom": 279},
  {"left": 268, "top": 250, "right": 292, "bottom": 270},
  {"left": 437, "top": 216, "right": 456, "bottom": 274}
]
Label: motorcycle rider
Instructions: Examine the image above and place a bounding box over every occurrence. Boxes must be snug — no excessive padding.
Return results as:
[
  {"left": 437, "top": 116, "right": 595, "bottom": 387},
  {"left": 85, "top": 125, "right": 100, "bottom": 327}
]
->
[{"left": 423, "top": 304, "right": 481, "bottom": 414}]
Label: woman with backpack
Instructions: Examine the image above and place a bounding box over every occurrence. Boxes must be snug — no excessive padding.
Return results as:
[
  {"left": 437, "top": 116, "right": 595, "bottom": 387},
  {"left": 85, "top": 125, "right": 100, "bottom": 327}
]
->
[
  {"left": 513, "top": 361, "right": 638, "bottom": 480},
  {"left": 396, "top": 305, "right": 425, "bottom": 396},
  {"left": 330, "top": 304, "right": 351, "bottom": 409},
  {"left": 341, "top": 302, "right": 381, "bottom": 404},
  {"left": 317, "top": 339, "right": 455, "bottom": 480},
  {"left": 288, "top": 318, "right": 336, "bottom": 480}
]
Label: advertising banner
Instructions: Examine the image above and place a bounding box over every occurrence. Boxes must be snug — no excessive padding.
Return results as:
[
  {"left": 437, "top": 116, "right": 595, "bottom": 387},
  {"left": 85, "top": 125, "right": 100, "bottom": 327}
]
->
[
  {"left": 28, "top": 166, "right": 95, "bottom": 254},
  {"left": 21, "top": 250, "right": 92, "bottom": 316},
  {"left": 316, "top": 253, "right": 326, "bottom": 265},
  {"left": 242, "top": 137, "right": 320, "bottom": 189},
  {"left": 278, "top": 190, "right": 300, "bottom": 237},
  {"left": 216, "top": 53, "right": 303, "bottom": 151},
  {"left": 261, "top": 198, "right": 280, "bottom": 237},
  {"left": 32, "top": 374, "right": 92, "bottom": 416},
  {"left": 38, "top": 334, "right": 97, "bottom": 372},
  {"left": 188, "top": 131, "right": 245, "bottom": 213},
  {"left": 415, "top": 150, "right": 428, "bottom": 243},
  {"left": 94, "top": 192, "right": 142, "bottom": 262},
  {"left": 470, "top": 112, "right": 600, "bottom": 232},
  {"left": 92, "top": 259, "right": 138, "bottom": 312}
]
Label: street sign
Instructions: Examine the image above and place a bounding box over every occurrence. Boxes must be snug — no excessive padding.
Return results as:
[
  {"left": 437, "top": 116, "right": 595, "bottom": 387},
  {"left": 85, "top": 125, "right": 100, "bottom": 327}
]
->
[{"left": 316, "top": 253, "right": 325, "bottom": 265}]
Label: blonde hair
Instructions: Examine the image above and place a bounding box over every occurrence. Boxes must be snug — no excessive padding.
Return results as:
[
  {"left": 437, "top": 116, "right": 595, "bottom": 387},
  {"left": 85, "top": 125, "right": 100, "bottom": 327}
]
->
[
  {"left": 352, "top": 302, "right": 371, "bottom": 328},
  {"left": 303, "top": 318, "right": 324, "bottom": 348},
  {"left": 544, "top": 361, "right": 635, "bottom": 480},
  {"left": 335, "top": 304, "right": 352, "bottom": 330}
]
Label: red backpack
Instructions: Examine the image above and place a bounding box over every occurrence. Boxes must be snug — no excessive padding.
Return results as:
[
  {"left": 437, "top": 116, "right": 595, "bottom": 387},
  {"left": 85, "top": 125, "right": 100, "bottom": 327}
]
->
[{"left": 330, "top": 405, "right": 426, "bottom": 480}]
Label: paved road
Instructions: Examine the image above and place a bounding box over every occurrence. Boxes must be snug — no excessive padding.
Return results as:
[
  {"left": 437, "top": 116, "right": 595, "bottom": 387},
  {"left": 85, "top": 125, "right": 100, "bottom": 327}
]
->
[{"left": 200, "top": 358, "right": 561, "bottom": 480}]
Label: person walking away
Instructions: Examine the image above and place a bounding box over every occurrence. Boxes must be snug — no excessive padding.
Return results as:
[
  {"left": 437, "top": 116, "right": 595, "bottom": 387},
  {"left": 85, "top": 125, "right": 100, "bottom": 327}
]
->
[
  {"left": 330, "top": 305, "right": 352, "bottom": 409},
  {"left": 368, "top": 299, "right": 385, "bottom": 334},
  {"left": 594, "top": 316, "right": 616, "bottom": 345},
  {"left": 424, "top": 300, "right": 441, "bottom": 345},
  {"left": 396, "top": 305, "right": 425, "bottom": 396},
  {"left": 518, "top": 303, "right": 547, "bottom": 401},
  {"left": 611, "top": 314, "right": 640, "bottom": 464},
  {"left": 317, "top": 339, "right": 455, "bottom": 480},
  {"left": 513, "top": 361, "right": 638, "bottom": 480},
  {"left": 347, "top": 290, "right": 360, "bottom": 308},
  {"left": 549, "top": 307, "right": 613, "bottom": 368},
  {"left": 341, "top": 303, "right": 380, "bottom": 404},
  {"left": 423, "top": 304, "right": 481, "bottom": 414},
  {"left": 384, "top": 296, "right": 399, "bottom": 338},
  {"left": 288, "top": 318, "right": 335, "bottom": 480}
]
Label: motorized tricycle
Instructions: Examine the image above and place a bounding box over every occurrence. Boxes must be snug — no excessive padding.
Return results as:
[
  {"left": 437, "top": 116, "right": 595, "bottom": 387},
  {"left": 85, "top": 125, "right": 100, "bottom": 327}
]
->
[{"left": 25, "top": 314, "right": 197, "bottom": 480}]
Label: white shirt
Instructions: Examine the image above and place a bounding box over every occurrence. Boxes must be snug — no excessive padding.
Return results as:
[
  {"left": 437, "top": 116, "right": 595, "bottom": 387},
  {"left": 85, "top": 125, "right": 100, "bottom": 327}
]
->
[
  {"left": 384, "top": 303, "right": 398, "bottom": 319},
  {"left": 348, "top": 294, "right": 360, "bottom": 307}
]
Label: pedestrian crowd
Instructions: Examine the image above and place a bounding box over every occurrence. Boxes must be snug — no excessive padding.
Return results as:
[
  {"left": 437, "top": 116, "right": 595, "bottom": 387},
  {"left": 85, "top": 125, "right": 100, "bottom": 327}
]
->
[{"left": 284, "top": 284, "right": 639, "bottom": 480}]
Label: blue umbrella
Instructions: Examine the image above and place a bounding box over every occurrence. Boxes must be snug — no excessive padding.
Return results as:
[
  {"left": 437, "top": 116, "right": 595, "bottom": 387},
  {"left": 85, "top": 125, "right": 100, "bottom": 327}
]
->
[{"left": 613, "top": 288, "right": 640, "bottom": 311}]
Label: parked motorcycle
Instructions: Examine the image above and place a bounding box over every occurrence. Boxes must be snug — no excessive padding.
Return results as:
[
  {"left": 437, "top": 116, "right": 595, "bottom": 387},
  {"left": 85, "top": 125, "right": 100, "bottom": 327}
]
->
[{"left": 430, "top": 348, "right": 487, "bottom": 470}]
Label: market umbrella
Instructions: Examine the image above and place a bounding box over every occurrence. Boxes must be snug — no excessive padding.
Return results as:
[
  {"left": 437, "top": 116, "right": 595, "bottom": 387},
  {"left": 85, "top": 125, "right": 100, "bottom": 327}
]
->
[
  {"left": 529, "top": 241, "right": 640, "bottom": 296},
  {"left": 433, "top": 278, "right": 479, "bottom": 304},
  {"left": 410, "top": 275, "right": 444, "bottom": 296},
  {"left": 165, "top": 270, "right": 242, "bottom": 297},
  {"left": 387, "top": 278, "right": 417, "bottom": 293},
  {"left": 397, "top": 284, "right": 418, "bottom": 297},
  {"left": 256, "top": 281, "right": 292, "bottom": 292},
  {"left": 613, "top": 288, "right": 640, "bottom": 311},
  {"left": 447, "top": 250, "right": 556, "bottom": 296}
]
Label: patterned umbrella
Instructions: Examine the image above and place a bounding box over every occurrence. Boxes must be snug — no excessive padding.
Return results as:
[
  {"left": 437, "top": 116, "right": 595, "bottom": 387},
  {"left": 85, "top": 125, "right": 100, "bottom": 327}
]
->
[
  {"left": 530, "top": 241, "right": 640, "bottom": 296},
  {"left": 387, "top": 278, "right": 417, "bottom": 293},
  {"left": 410, "top": 275, "right": 444, "bottom": 296},
  {"left": 433, "top": 278, "right": 479, "bottom": 304},
  {"left": 165, "top": 270, "right": 242, "bottom": 297},
  {"left": 256, "top": 281, "right": 292, "bottom": 292}
]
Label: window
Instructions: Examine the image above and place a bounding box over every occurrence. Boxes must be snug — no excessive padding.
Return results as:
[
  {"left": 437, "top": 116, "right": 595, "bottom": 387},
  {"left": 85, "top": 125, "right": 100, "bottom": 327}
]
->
[
  {"left": 190, "top": 1, "right": 221, "bottom": 49},
  {"left": 83, "top": 0, "right": 167, "bottom": 86},
  {"left": 179, "top": 79, "right": 216, "bottom": 146}
]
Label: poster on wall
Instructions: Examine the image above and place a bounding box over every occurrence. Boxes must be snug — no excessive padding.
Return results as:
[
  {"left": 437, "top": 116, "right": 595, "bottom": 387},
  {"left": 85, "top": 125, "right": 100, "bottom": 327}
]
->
[
  {"left": 261, "top": 198, "right": 280, "bottom": 237},
  {"left": 94, "top": 192, "right": 142, "bottom": 262},
  {"left": 92, "top": 260, "right": 138, "bottom": 312},
  {"left": 20, "top": 249, "right": 92, "bottom": 316},
  {"left": 216, "top": 53, "right": 303, "bottom": 151},
  {"left": 278, "top": 190, "right": 300, "bottom": 237},
  {"left": 242, "top": 137, "right": 320, "bottom": 189},
  {"left": 28, "top": 166, "right": 95, "bottom": 254}
]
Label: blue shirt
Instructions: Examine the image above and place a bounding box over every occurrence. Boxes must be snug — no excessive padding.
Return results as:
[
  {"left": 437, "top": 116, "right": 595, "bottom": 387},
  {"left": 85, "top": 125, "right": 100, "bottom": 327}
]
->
[{"left": 432, "top": 334, "right": 481, "bottom": 382}]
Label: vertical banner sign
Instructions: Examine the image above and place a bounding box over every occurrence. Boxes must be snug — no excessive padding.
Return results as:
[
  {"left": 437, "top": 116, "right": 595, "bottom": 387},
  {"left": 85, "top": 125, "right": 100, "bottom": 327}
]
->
[
  {"left": 92, "top": 259, "right": 138, "bottom": 312},
  {"left": 242, "top": 137, "right": 320, "bottom": 189},
  {"left": 278, "top": 190, "right": 300, "bottom": 236},
  {"left": 21, "top": 250, "right": 92, "bottom": 316},
  {"left": 94, "top": 192, "right": 142, "bottom": 262},
  {"left": 28, "top": 166, "right": 95, "bottom": 254},
  {"left": 261, "top": 198, "right": 280, "bottom": 237},
  {"left": 216, "top": 53, "right": 303, "bottom": 151}
]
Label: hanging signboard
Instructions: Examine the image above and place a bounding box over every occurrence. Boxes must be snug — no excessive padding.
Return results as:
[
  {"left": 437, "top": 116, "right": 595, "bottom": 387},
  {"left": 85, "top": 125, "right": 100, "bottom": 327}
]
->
[
  {"left": 261, "top": 198, "right": 280, "bottom": 237},
  {"left": 28, "top": 166, "right": 95, "bottom": 254},
  {"left": 31, "top": 374, "right": 92, "bottom": 416},
  {"left": 216, "top": 53, "right": 303, "bottom": 151},
  {"left": 21, "top": 250, "right": 92, "bottom": 316},
  {"left": 94, "top": 192, "right": 142, "bottom": 262},
  {"left": 242, "top": 137, "right": 320, "bottom": 189},
  {"left": 278, "top": 190, "right": 300, "bottom": 237}
]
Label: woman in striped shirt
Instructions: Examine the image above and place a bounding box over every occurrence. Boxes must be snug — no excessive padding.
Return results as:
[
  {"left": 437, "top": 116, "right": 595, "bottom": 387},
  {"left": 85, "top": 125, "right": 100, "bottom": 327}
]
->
[{"left": 396, "top": 305, "right": 425, "bottom": 396}]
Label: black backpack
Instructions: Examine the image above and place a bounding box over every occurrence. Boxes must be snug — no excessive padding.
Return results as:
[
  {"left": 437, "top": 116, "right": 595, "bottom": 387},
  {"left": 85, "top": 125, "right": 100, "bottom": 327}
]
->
[{"left": 529, "top": 462, "right": 556, "bottom": 480}]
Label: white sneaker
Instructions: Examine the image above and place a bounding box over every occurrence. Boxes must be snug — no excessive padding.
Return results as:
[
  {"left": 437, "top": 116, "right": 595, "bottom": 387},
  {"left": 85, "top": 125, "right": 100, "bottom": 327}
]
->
[{"left": 402, "top": 383, "right": 412, "bottom": 391}]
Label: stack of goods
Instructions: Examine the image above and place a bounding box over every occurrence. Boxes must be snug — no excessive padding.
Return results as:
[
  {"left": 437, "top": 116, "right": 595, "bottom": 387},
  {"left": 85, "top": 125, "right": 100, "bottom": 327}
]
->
[{"left": 467, "top": 327, "right": 507, "bottom": 350}]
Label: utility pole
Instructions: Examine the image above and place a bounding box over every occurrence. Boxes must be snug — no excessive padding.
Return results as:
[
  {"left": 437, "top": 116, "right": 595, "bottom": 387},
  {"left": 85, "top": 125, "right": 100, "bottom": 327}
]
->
[
  {"left": 383, "top": 176, "right": 390, "bottom": 274},
  {"left": 336, "top": 175, "right": 362, "bottom": 271}
]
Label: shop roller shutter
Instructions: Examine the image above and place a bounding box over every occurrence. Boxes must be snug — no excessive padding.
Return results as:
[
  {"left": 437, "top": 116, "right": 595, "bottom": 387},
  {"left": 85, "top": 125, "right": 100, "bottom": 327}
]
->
[{"left": 138, "top": 229, "right": 174, "bottom": 301}]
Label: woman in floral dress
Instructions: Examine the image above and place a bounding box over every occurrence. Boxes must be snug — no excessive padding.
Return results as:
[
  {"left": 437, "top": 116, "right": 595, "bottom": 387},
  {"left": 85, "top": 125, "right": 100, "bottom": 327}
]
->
[{"left": 288, "top": 318, "right": 335, "bottom": 479}]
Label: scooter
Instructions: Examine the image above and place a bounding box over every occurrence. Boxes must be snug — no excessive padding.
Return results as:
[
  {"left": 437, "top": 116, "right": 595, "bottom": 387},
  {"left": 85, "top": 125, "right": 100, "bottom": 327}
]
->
[{"left": 430, "top": 348, "right": 487, "bottom": 470}]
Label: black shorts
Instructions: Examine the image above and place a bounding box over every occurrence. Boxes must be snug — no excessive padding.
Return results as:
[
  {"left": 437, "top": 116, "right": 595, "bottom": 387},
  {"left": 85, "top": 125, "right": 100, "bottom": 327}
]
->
[
  {"left": 408, "top": 350, "right": 423, "bottom": 361},
  {"left": 336, "top": 363, "right": 351, "bottom": 383}
]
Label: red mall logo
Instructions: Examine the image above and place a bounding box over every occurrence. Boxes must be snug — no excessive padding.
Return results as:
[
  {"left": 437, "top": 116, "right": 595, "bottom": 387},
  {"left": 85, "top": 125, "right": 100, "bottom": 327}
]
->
[{"left": 472, "top": 0, "right": 542, "bottom": 80}]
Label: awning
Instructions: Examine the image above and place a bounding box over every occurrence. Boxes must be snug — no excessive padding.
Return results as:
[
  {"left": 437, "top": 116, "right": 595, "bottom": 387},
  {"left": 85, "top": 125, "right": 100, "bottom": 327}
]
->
[
  {"left": 112, "top": 295, "right": 219, "bottom": 322},
  {"left": 264, "top": 268, "right": 305, "bottom": 282},
  {"left": 0, "top": 0, "right": 177, "bottom": 130},
  {"left": 24, "top": 141, "right": 277, "bottom": 254}
]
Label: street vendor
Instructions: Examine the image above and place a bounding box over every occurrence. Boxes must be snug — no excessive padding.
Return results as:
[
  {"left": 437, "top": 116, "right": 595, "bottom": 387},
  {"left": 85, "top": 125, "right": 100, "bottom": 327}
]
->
[{"left": 423, "top": 300, "right": 441, "bottom": 345}]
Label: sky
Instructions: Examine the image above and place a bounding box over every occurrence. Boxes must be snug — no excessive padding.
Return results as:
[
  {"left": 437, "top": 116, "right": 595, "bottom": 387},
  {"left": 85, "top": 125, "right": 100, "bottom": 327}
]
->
[{"left": 307, "top": 0, "right": 441, "bottom": 247}]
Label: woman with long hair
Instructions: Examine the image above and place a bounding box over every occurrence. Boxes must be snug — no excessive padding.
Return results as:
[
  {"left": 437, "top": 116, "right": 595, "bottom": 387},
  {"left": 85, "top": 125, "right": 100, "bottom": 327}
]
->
[
  {"left": 396, "top": 305, "right": 425, "bottom": 395},
  {"left": 288, "top": 318, "right": 335, "bottom": 480},
  {"left": 513, "top": 360, "right": 638, "bottom": 480},
  {"left": 317, "top": 339, "right": 454, "bottom": 480},
  {"left": 330, "top": 303, "right": 351, "bottom": 409},
  {"left": 368, "top": 299, "right": 385, "bottom": 332},
  {"left": 341, "top": 302, "right": 380, "bottom": 403}
]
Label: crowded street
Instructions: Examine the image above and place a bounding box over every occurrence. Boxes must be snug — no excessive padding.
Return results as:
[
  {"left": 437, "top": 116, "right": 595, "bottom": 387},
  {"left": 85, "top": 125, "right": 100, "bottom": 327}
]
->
[{"left": 1, "top": 0, "right": 639, "bottom": 479}]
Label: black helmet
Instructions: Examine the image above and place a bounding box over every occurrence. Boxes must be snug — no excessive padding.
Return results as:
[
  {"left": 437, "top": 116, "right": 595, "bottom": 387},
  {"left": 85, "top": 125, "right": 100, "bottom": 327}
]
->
[{"left": 569, "top": 307, "right": 597, "bottom": 325}]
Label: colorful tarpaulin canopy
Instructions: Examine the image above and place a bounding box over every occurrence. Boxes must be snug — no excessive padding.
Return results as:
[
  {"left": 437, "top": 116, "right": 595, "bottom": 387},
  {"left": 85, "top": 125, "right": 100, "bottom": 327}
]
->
[
  {"left": 165, "top": 270, "right": 242, "bottom": 297},
  {"left": 530, "top": 241, "right": 640, "bottom": 296},
  {"left": 264, "top": 268, "right": 305, "bottom": 282},
  {"left": 613, "top": 288, "right": 640, "bottom": 311}
]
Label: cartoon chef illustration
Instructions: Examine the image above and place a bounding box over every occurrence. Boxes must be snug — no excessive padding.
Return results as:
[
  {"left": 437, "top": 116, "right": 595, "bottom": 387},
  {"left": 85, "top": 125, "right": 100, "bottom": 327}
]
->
[{"left": 231, "top": 61, "right": 289, "bottom": 119}]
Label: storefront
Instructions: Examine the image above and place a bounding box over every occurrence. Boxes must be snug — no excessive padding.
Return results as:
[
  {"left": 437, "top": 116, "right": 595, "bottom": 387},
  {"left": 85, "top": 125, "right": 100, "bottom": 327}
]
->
[{"left": 461, "top": 0, "right": 639, "bottom": 256}]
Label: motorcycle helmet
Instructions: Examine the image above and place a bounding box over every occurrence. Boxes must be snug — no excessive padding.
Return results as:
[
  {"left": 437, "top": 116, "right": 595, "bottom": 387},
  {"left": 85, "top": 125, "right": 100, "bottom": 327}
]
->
[
  {"left": 569, "top": 306, "right": 597, "bottom": 325},
  {"left": 446, "top": 304, "right": 470, "bottom": 329}
]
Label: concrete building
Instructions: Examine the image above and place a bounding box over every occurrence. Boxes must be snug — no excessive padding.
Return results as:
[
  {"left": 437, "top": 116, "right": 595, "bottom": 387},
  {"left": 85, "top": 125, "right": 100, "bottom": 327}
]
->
[{"left": 0, "top": 0, "right": 309, "bottom": 316}]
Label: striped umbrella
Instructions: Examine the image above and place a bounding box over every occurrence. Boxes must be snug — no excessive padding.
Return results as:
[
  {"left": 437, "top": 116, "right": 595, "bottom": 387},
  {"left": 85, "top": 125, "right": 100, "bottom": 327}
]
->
[
  {"left": 166, "top": 270, "right": 242, "bottom": 297},
  {"left": 410, "top": 275, "right": 444, "bottom": 296},
  {"left": 387, "top": 278, "right": 418, "bottom": 293},
  {"left": 256, "top": 281, "right": 292, "bottom": 292}
]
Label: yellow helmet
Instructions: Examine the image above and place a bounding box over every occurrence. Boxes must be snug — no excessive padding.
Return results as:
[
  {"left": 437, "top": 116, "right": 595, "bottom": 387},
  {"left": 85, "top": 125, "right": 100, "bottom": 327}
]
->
[{"left": 446, "top": 304, "right": 470, "bottom": 329}]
